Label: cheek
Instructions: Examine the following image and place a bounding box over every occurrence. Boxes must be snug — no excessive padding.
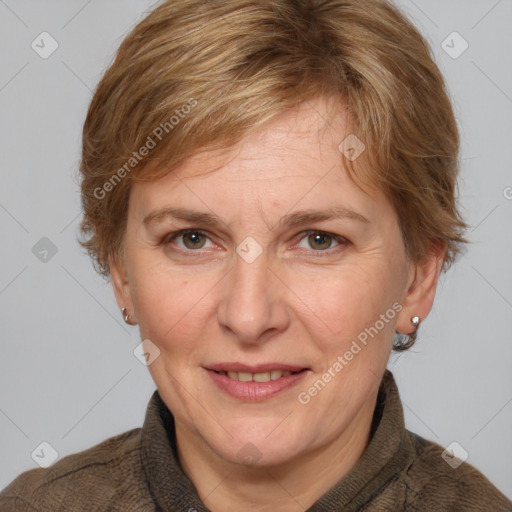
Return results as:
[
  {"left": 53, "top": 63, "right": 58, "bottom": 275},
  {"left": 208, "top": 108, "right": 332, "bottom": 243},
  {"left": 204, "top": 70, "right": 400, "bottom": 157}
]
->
[
  {"left": 290, "top": 261, "right": 400, "bottom": 343},
  {"left": 130, "top": 263, "right": 216, "bottom": 346}
]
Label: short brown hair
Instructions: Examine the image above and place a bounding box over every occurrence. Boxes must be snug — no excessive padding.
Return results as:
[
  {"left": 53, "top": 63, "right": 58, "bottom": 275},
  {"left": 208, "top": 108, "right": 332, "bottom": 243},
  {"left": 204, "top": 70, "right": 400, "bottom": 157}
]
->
[{"left": 79, "top": 0, "right": 467, "bottom": 280}]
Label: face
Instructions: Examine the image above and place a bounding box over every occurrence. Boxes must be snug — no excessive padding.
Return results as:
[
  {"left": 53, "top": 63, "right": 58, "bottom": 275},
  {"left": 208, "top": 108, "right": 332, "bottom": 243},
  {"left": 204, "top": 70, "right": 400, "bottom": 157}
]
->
[{"left": 112, "top": 96, "right": 440, "bottom": 469}]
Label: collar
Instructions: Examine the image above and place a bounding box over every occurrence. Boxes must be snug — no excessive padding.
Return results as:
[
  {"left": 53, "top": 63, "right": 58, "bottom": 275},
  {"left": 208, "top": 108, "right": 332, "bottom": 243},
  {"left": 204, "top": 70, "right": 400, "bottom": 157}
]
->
[{"left": 140, "top": 369, "right": 414, "bottom": 511}]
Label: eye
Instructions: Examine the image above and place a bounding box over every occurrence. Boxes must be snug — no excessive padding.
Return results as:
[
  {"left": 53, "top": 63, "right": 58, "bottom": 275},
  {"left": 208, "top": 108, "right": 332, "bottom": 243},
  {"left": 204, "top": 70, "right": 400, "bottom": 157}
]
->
[
  {"left": 164, "top": 229, "right": 214, "bottom": 251},
  {"left": 295, "top": 230, "right": 348, "bottom": 253},
  {"left": 162, "top": 229, "right": 348, "bottom": 256}
]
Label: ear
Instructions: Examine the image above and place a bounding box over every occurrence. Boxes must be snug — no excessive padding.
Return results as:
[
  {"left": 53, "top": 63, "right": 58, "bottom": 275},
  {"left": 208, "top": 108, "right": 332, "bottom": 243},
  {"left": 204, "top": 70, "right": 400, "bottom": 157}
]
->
[
  {"left": 396, "top": 243, "right": 447, "bottom": 335},
  {"left": 110, "top": 254, "right": 137, "bottom": 325}
]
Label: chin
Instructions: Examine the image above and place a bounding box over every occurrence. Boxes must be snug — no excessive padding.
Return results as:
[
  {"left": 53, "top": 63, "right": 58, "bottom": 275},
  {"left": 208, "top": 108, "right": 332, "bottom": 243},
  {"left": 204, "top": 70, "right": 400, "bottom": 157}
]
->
[{"left": 204, "top": 423, "right": 305, "bottom": 468}]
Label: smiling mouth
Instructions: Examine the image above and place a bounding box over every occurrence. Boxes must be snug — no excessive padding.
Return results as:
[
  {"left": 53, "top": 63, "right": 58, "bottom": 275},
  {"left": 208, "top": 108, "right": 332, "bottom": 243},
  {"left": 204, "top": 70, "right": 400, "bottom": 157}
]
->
[{"left": 211, "top": 369, "right": 306, "bottom": 382}]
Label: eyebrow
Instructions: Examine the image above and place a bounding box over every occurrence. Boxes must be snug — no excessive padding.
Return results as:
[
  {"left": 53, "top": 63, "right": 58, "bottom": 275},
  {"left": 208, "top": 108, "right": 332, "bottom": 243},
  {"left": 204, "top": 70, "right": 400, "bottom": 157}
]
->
[{"left": 142, "top": 206, "right": 369, "bottom": 230}]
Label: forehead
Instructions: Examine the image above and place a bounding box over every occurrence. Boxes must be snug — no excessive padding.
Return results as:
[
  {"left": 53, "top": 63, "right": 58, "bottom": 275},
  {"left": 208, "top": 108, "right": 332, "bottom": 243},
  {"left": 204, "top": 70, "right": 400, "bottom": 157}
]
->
[
  {"left": 146, "top": 98, "right": 356, "bottom": 182},
  {"left": 129, "top": 97, "right": 386, "bottom": 223}
]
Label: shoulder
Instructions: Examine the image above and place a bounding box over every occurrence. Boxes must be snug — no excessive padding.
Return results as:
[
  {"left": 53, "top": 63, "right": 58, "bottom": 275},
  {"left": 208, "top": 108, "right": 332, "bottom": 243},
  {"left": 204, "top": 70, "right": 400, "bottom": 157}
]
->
[
  {"left": 0, "top": 428, "right": 151, "bottom": 512},
  {"left": 402, "top": 431, "right": 512, "bottom": 511}
]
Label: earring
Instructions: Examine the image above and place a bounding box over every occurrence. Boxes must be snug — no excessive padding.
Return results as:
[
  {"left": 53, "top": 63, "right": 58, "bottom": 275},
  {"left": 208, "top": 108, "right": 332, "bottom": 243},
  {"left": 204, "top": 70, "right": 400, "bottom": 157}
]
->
[
  {"left": 393, "top": 315, "right": 421, "bottom": 351},
  {"left": 121, "top": 307, "right": 130, "bottom": 324}
]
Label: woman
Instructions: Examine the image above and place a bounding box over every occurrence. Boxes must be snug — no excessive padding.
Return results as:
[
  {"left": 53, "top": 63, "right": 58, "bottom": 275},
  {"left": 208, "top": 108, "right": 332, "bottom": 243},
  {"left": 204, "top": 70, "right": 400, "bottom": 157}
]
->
[{"left": 1, "top": 0, "right": 510, "bottom": 510}]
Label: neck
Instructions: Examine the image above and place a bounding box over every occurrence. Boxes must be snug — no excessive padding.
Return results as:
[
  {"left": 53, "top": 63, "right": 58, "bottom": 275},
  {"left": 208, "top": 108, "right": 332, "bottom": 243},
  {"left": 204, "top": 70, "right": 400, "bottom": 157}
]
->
[{"left": 175, "top": 391, "right": 378, "bottom": 511}]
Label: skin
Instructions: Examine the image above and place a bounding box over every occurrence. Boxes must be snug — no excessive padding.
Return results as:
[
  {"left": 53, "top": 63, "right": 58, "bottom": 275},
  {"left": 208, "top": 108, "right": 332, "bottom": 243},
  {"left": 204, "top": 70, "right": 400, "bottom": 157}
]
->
[{"left": 111, "top": 96, "right": 445, "bottom": 511}]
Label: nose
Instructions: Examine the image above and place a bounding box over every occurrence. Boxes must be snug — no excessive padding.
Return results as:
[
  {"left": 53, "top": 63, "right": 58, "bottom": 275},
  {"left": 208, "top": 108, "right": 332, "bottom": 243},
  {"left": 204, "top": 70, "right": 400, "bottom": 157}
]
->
[{"left": 216, "top": 251, "right": 290, "bottom": 345}]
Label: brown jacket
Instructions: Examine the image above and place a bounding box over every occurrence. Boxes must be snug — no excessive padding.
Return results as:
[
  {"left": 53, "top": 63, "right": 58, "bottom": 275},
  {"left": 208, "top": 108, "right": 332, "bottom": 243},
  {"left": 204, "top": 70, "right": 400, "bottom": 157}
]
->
[{"left": 1, "top": 370, "right": 511, "bottom": 511}]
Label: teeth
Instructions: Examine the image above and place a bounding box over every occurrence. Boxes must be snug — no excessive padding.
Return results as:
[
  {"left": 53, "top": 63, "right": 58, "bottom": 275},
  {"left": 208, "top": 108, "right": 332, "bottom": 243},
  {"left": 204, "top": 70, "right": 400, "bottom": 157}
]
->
[
  {"left": 221, "top": 370, "right": 294, "bottom": 382},
  {"left": 271, "top": 370, "right": 285, "bottom": 380}
]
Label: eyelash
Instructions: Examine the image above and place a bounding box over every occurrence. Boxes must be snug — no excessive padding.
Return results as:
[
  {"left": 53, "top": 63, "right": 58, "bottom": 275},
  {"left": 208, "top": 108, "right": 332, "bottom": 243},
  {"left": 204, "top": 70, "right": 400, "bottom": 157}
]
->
[{"left": 161, "top": 229, "right": 349, "bottom": 257}]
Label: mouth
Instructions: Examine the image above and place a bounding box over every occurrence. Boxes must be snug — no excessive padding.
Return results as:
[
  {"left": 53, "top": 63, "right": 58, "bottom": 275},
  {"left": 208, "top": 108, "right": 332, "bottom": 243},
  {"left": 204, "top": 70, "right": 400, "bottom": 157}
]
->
[
  {"left": 210, "top": 368, "right": 306, "bottom": 382},
  {"left": 204, "top": 363, "right": 311, "bottom": 401}
]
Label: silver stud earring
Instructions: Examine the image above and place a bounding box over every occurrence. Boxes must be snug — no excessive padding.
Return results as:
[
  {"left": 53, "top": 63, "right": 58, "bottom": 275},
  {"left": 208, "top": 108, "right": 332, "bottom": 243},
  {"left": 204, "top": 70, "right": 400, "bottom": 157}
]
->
[
  {"left": 121, "top": 307, "right": 130, "bottom": 324},
  {"left": 394, "top": 316, "right": 421, "bottom": 351}
]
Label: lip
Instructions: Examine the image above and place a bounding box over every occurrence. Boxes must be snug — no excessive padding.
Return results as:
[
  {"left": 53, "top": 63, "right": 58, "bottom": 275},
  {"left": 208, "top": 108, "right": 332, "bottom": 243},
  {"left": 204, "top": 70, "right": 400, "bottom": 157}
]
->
[
  {"left": 205, "top": 368, "right": 310, "bottom": 401},
  {"left": 205, "top": 362, "right": 308, "bottom": 373}
]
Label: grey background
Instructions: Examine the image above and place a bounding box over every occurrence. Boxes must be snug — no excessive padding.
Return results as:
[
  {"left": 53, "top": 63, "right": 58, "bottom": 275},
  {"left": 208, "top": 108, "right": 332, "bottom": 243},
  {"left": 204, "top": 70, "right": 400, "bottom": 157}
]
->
[{"left": 1, "top": 0, "right": 511, "bottom": 500}]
